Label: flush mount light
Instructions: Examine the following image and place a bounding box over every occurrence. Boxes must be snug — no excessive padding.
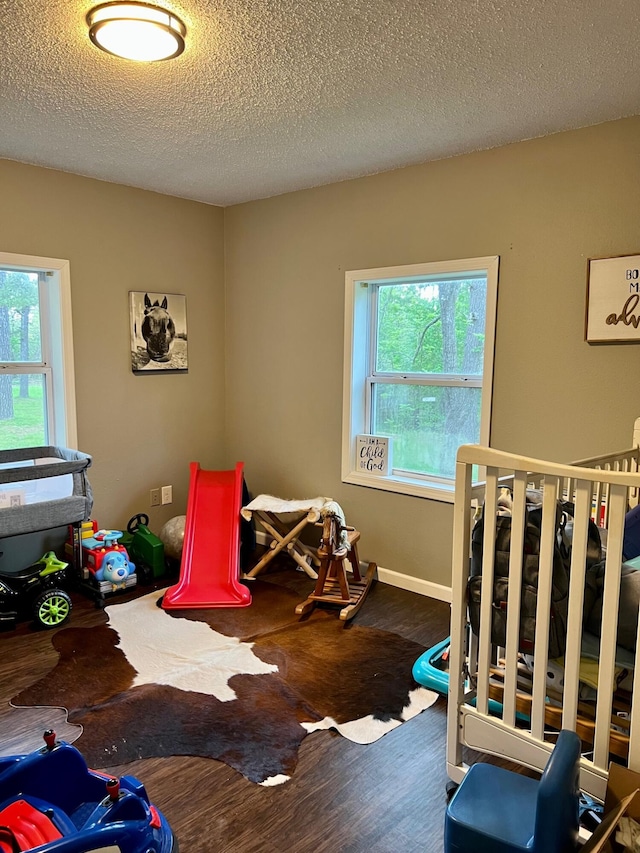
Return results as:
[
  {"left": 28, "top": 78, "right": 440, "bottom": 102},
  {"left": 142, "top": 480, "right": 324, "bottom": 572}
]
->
[{"left": 87, "top": 2, "right": 186, "bottom": 62}]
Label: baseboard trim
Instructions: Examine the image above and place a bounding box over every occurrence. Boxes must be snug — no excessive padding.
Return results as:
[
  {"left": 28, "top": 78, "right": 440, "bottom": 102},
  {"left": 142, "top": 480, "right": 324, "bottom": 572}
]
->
[
  {"left": 253, "top": 531, "right": 452, "bottom": 603},
  {"left": 376, "top": 567, "right": 452, "bottom": 603}
]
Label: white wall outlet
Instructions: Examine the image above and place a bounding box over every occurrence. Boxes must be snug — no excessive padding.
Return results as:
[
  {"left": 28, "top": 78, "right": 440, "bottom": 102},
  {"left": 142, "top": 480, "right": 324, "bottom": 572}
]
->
[
  {"left": 161, "top": 485, "right": 173, "bottom": 505},
  {"left": 150, "top": 488, "right": 161, "bottom": 507}
]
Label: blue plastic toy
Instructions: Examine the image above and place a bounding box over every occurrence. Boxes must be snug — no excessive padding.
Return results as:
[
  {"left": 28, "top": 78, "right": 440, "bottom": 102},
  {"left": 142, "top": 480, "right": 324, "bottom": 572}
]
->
[
  {"left": 95, "top": 548, "right": 135, "bottom": 589},
  {"left": 444, "top": 729, "right": 581, "bottom": 853},
  {"left": 412, "top": 636, "right": 529, "bottom": 720},
  {"left": 0, "top": 731, "right": 176, "bottom": 852},
  {"left": 412, "top": 636, "right": 451, "bottom": 696}
]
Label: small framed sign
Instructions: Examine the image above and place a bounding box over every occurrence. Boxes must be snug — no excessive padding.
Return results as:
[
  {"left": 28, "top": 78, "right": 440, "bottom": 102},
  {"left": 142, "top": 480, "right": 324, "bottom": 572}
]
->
[
  {"left": 586, "top": 253, "right": 640, "bottom": 343},
  {"left": 356, "top": 435, "right": 392, "bottom": 476}
]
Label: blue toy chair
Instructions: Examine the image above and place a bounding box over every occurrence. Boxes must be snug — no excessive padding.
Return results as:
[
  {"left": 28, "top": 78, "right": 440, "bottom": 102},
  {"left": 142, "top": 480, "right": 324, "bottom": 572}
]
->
[{"left": 444, "top": 729, "right": 581, "bottom": 853}]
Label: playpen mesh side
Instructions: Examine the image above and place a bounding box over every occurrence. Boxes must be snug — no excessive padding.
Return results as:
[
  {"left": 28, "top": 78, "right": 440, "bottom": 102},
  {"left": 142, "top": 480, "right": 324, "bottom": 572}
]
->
[{"left": 0, "top": 446, "right": 93, "bottom": 536}]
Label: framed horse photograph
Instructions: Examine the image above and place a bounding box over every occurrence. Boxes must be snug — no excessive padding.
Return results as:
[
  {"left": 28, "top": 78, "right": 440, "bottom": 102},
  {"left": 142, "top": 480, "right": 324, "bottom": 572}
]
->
[{"left": 129, "top": 291, "right": 188, "bottom": 373}]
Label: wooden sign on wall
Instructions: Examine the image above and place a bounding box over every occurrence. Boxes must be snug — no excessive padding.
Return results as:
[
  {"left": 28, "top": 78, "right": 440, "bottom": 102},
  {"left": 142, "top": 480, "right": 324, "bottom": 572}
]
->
[{"left": 586, "top": 253, "right": 640, "bottom": 343}]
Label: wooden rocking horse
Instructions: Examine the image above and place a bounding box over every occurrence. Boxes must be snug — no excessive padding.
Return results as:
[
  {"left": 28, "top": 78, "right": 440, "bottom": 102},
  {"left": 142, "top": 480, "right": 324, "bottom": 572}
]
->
[{"left": 295, "top": 510, "right": 377, "bottom": 621}]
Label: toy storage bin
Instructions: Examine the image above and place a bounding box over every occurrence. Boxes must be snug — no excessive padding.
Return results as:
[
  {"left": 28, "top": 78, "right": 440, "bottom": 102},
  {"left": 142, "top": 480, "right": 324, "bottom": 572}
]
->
[{"left": 0, "top": 447, "right": 93, "bottom": 537}]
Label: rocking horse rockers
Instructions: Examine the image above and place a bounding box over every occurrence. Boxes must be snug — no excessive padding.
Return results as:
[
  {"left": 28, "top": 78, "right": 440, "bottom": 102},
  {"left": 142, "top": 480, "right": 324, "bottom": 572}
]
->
[{"left": 295, "top": 508, "right": 377, "bottom": 621}]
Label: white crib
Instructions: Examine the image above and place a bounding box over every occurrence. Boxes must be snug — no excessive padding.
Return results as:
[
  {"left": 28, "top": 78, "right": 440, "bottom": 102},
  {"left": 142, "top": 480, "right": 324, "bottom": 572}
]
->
[{"left": 447, "top": 420, "right": 640, "bottom": 802}]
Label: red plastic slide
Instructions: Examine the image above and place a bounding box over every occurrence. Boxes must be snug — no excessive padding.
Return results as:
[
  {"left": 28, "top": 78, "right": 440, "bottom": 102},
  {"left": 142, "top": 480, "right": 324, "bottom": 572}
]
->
[{"left": 161, "top": 461, "right": 252, "bottom": 609}]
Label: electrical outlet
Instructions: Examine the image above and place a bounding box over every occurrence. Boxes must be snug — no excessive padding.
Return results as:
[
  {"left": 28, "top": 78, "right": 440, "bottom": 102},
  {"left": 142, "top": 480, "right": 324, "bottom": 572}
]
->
[
  {"left": 161, "top": 485, "right": 173, "bottom": 505},
  {"left": 150, "top": 488, "right": 161, "bottom": 507}
]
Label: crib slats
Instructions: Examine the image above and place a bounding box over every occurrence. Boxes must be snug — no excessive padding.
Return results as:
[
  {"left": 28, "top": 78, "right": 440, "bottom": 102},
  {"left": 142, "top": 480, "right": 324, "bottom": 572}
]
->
[
  {"left": 593, "top": 484, "right": 626, "bottom": 768},
  {"left": 530, "top": 477, "right": 559, "bottom": 740},
  {"left": 448, "top": 442, "right": 640, "bottom": 803},
  {"left": 562, "top": 480, "right": 591, "bottom": 731},
  {"left": 446, "top": 458, "right": 474, "bottom": 779},
  {"left": 502, "top": 471, "right": 528, "bottom": 727},
  {"left": 476, "top": 469, "right": 499, "bottom": 716},
  {"left": 630, "top": 611, "right": 640, "bottom": 770}
]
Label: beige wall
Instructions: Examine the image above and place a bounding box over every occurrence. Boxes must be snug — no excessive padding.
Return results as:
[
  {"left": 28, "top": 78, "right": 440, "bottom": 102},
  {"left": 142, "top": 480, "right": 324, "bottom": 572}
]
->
[
  {"left": 224, "top": 117, "right": 640, "bottom": 588},
  {"left": 3, "top": 118, "right": 640, "bottom": 589},
  {"left": 0, "top": 160, "right": 225, "bottom": 532}
]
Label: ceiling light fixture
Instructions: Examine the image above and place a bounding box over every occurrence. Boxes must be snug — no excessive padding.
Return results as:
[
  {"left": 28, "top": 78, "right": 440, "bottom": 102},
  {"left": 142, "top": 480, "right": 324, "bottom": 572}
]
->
[{"left": 87, "top": 2, "right": 186, "bottom": 62}]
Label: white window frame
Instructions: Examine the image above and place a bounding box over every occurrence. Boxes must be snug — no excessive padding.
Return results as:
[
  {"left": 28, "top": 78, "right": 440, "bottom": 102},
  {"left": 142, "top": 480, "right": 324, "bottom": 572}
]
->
[
  {"left": 0, "top": 252, "right": 78, "bottom": 449},
  {"left": 342, "top": 256, "right": 499, "bottom": 502}
]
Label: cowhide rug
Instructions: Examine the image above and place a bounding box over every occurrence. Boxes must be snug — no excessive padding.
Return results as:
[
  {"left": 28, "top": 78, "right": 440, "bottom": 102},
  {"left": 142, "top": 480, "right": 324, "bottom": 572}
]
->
[{"left": 12, "top": 581, "right": 437, "bottom": 785}]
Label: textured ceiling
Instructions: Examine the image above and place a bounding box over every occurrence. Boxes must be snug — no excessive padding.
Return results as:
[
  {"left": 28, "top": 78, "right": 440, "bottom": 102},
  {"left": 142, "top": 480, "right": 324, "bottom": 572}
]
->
[{"left": 1, "top": 0, "right": 639, "bottom": 206}]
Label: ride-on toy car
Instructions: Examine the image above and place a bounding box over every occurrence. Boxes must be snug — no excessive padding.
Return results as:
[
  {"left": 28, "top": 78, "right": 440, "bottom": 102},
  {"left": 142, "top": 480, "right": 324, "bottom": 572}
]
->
[
  {"left": 0, "top": 731, "right": 177, "bottom": 852},
  {"left": 0, "top": 551, "right": 72, "bottom": 630}
]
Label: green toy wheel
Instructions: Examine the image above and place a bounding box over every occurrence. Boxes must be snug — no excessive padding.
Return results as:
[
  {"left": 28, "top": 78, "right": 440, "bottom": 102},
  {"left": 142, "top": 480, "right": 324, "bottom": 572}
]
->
[{"left": 34, "top": 589, "right": 72, "bottom": 629}]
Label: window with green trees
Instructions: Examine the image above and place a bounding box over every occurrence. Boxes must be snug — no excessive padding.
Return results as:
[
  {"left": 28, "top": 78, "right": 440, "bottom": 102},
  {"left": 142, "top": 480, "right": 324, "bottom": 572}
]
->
[
  {"left": 342, "top": 257, "right": 498, "bottom": 500},
  {"left": 0, "top": 254, "right": 77, "bottom": 451}
]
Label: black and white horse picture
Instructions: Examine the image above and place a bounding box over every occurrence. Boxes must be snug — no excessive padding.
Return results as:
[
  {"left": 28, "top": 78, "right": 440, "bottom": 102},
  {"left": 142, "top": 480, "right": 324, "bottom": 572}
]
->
[
  {"left": 130, "top": 292, "right": 188, "bottom": 372},
  {"left": 142, "top": 294, "right": 175, "bottom": 363}
]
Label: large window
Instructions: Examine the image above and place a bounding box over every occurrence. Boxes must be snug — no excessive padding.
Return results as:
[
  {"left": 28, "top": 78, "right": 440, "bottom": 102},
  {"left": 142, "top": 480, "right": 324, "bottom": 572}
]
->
[
  {"left": 0, "top": 253, "right": 77, "bottom": 450},
  {"left": 342, "top": 257, "right": 499, "bottom": 501}
]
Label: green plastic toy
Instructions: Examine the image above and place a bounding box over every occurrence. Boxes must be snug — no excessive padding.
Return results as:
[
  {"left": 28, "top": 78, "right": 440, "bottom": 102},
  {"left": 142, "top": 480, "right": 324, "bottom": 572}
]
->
[{"left": 123, "top": 514, "right": 166, "bottom": 580}]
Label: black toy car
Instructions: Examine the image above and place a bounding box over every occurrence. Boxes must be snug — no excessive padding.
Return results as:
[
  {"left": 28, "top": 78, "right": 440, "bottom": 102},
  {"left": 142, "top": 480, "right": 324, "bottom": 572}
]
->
[{"left": 0, "top": 551, "right": 72, "bottom": 630}]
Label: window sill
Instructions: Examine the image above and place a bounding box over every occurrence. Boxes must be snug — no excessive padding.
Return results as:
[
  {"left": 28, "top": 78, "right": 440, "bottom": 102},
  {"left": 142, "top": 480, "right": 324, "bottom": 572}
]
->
[{"left": 342, "top": 470, "right": 455, "bottom": 503}]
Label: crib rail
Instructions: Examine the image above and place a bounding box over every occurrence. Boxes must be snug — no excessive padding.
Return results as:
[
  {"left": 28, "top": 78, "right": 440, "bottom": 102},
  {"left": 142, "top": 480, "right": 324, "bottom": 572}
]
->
[
  {"left": 571, "top": 445, "right": 640, "bottom": 521},
  {"left": 447, "top": 444, "right": 640, "bottom": 802}
]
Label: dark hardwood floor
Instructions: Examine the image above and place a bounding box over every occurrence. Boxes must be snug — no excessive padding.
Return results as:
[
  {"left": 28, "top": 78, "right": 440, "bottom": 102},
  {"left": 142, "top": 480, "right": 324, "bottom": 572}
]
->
[{"left": 0, "top": 559, "right": 454, "bottom": 852}]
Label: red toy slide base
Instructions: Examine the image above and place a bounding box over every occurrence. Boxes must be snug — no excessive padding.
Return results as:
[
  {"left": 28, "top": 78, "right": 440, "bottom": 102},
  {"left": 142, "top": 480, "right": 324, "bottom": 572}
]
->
[{"left": 162, "top": 462, "right": 252, "bottom": 609}]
